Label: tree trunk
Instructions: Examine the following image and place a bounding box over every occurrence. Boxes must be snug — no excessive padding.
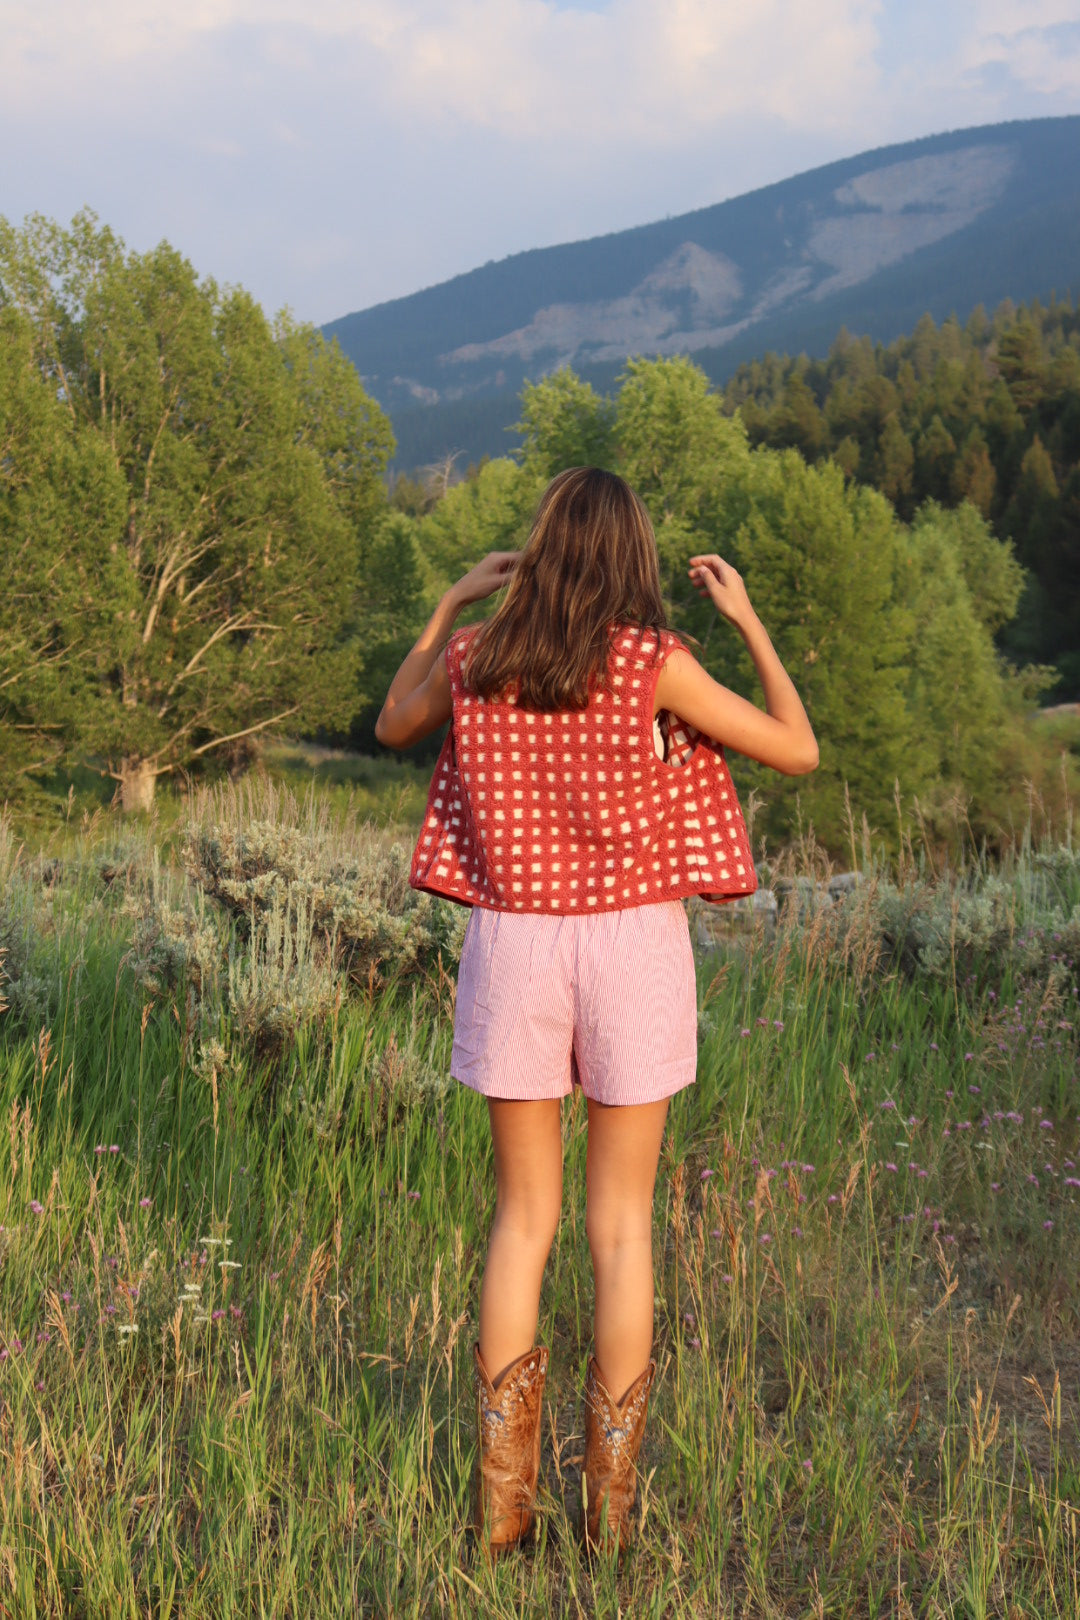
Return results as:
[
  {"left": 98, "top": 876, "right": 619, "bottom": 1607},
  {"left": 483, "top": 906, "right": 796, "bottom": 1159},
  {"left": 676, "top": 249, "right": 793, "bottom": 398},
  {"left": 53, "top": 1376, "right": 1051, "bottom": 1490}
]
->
[{"left": 119, "top": 757, "right": 157, "bottom": 814}]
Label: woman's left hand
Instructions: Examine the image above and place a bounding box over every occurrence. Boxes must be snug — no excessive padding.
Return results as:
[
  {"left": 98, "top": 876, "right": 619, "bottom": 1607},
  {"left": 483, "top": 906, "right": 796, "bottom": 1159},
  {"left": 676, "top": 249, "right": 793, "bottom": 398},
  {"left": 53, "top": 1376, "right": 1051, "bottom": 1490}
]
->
[{"left": 453, "top": 551, "right": 521, "bottom": 606}]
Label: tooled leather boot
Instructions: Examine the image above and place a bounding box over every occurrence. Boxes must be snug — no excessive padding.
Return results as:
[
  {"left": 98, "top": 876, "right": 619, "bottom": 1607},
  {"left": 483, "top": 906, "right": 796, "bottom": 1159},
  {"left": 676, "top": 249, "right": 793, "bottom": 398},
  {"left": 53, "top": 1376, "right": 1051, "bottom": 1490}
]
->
[
  {"left": 471, "top": 1341, "right": 550, "bottom": 1555},
  {"left": 580, "top": 1354, "right": 657, "bottom": 1555}
]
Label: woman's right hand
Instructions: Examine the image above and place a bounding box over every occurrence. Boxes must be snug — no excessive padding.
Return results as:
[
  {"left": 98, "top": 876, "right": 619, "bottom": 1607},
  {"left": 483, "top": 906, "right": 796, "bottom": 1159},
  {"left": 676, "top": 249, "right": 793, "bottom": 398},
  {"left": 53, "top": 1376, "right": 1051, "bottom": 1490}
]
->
[
  {"left": 687, "top": 554, "right": 753, "bottom": 628},
  {"left": 453, "top": 550, "right": 521, "bottom": 606}
]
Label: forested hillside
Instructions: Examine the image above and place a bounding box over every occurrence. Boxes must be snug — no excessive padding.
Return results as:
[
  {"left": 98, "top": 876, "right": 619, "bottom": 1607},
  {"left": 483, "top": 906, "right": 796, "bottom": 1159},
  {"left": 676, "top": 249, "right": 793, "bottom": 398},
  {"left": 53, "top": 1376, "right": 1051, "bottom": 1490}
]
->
[
  {"left": 379, "top": 357, "right": 1076, "bottom": 859},
  {"left": 323, "top": 116, "right": 1080, "bottom": 472},
  {"left": 2, "top": 213, "right": 1076, "bottom": 866},
  {"left": 720, "top": 298, "right": 1080, "bottom": 698}
]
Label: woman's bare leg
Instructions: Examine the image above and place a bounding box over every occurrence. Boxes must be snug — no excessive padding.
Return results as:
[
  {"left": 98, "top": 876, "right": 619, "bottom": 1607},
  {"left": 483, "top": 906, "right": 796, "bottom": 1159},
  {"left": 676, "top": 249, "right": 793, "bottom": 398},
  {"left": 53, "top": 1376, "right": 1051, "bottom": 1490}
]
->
[
  {"left": 477, "top": 1096, "right": 564, "bottom": 1388},
  {"left": 585, "top": 1095, "right": 670, "bottom": 1402}
]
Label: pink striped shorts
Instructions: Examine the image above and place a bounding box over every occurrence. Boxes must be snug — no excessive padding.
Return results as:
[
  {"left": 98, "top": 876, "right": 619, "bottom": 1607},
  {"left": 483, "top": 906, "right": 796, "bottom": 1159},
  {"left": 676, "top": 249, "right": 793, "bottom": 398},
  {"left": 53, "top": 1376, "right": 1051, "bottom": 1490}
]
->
[{"left": 450, "top": 899, "right": 698, "bottom": 1106}]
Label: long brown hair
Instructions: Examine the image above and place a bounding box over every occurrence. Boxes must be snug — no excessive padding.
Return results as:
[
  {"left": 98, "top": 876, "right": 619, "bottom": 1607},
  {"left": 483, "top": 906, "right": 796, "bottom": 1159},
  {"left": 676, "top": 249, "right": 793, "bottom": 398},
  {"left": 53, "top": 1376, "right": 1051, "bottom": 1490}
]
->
[{"left": 461, "top": 467, "right": 685, "bottom": 710}]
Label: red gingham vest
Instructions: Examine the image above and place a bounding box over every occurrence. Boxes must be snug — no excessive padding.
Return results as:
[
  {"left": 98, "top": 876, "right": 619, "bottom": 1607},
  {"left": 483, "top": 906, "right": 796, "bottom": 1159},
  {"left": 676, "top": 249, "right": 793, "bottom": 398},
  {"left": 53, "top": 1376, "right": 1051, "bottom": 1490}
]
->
[{"left": 409, "top": 621, "right": 757, "bottom": 912}]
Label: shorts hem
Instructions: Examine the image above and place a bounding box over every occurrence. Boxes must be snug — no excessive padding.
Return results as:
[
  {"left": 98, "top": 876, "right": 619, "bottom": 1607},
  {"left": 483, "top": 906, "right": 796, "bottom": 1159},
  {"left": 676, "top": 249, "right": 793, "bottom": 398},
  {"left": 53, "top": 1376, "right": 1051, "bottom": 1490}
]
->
[
  {"left": 450, "top": 1065, "right": 571, "bottom": 1100},
  {"left": 450, "top": 1065, "right": 696, "bottom": 1106}
]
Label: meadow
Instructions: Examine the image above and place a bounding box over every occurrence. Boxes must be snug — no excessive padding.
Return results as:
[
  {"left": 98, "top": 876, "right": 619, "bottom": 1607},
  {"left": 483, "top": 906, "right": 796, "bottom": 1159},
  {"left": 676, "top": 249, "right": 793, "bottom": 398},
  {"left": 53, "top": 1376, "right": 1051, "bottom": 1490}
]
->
[{"left": 0, "top": 760, "right": 1078, "bottom": 1618}]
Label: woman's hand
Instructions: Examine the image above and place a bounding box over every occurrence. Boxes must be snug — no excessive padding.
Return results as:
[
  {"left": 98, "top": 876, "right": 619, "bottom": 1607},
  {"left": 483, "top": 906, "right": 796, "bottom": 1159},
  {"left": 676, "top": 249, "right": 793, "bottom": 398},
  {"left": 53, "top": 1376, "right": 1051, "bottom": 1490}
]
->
[
  {"left": 687, "top": 554, "right": 754, "bottom": 629},
  {"left": 454, "top": 550, "right": 521, "bottom": 606}
]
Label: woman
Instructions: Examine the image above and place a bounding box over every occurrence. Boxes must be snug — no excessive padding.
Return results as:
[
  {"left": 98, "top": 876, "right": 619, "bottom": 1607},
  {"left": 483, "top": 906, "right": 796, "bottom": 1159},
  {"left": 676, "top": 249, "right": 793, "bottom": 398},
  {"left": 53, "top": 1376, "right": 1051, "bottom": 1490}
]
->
[{"left": 375, "top": 466, "right": 818, "bottom": 1557}]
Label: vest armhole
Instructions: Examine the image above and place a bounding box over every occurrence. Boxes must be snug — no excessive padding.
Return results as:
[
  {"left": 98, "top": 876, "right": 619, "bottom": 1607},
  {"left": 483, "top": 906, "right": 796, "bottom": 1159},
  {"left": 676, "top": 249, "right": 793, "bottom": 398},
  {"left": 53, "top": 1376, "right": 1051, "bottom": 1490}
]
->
[
  {"left": 641, "top": 629, "right": 681, "bottom": 720},
  {"left": 642, "top": 631, "right": 715, "bottom": 771},
  {"left": 628, "top": 629, "right": 669, "bottom": 766},
  {"left": 453, "top": 623, "right": 485, "bottom": 686},
  {"left": 446, "top": 626, "right": 470, "bottom": 696}
]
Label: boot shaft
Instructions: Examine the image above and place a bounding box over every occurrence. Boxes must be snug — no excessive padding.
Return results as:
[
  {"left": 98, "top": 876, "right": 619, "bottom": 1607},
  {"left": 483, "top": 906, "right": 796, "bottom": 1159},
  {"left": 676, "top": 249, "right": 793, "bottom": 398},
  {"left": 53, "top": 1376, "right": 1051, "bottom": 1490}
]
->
[
  {"left": 472, "top": 1342, "right": 549, "bottom": 1553},
  {"left": 581, "top": 1355, "right": 656, "bottom": 1555}
]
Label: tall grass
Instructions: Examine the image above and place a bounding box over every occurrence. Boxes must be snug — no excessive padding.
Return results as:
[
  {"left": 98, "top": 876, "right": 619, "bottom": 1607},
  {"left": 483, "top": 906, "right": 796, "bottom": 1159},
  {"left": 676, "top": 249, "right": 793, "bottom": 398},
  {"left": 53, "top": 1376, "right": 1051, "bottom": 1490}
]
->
[{"left": 0, "top": 784, "right": 1077, "bottom": 1616}]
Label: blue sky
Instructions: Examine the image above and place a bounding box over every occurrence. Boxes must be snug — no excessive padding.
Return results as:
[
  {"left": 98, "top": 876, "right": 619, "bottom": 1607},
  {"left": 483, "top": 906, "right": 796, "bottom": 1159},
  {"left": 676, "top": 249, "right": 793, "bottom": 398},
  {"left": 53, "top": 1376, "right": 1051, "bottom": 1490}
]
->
[{"left": 4, "top": 0, "right": 1079, "bottom": 324}]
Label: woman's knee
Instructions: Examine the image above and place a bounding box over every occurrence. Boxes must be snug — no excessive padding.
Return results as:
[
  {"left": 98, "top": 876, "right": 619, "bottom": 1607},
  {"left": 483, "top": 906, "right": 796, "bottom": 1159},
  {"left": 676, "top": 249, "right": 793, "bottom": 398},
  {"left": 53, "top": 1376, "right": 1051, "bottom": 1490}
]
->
[
  {"left": 585, "top": 1195, "right": 652, "bottom": 1261},
  {"left": 492, "top": 1186, "right": 562, "bottom": 1254}
]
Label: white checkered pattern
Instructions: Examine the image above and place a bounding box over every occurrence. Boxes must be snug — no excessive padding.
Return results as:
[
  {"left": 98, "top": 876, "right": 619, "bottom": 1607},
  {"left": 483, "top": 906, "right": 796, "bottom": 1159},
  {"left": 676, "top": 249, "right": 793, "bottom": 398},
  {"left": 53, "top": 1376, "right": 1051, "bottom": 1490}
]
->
[{"left": 409, "top": 622, "right": 757, "bottom": 912}]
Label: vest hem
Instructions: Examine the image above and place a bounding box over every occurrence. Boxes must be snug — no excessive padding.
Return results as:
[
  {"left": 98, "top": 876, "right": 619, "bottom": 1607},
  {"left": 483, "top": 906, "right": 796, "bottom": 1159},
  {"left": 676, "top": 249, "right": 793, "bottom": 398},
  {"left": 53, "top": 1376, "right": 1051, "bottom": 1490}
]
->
[{"left": 409, "top": 878, "right": 755, "bottom": 912}]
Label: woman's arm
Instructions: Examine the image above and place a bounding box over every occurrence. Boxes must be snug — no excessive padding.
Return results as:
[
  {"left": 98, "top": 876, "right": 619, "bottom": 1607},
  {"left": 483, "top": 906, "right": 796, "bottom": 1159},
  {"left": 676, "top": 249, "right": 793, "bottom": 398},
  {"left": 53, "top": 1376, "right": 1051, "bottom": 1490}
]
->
[
  {"left": 653, "top": 553, "right": 819, "bottom": 776},
  {"left": 374, "top": 550, "right": 520, "bottom": 750}
]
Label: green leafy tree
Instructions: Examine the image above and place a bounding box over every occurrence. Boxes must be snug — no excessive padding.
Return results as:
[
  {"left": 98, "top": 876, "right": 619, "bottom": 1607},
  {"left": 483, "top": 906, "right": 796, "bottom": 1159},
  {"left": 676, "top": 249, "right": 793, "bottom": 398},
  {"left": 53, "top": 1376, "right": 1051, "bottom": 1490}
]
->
[
  {"left": 911, "top": 500, "right": 1024, "bottom": 637},
  {"left": 276, "top": 316, "right": 394, "bottom": 538},
  {"left": 1004, "top": 437, "right": 1060, "bottom": 570},
  {"left": 415, "top": 457, "right": 545, "bottom": 613},
  {"left": 896, "top": 506, "right": 1042, "bottom": 840},
  {"left": 915, "top": 414, "right": 957, "bottom": 504},
  {"left": 730, "top": 452, "right": 916, "bottom": 851},
  {"left": 514, "top": 369, "right": 614, "bottom": 476},
  {"left": 350, "top": 512, "right": 431, "bottom": 751},
  {"left": 718, "top": 295, "right": 1080, "bottom": 697},
  {"left": 0, "top": 306, "right": 127, "bottom": 797},
  {"left": 0, "top": 211, "right": 393, "bottom": 810},
  {"left": 613, "top": 357, "right": 751, "bottom": 652}
]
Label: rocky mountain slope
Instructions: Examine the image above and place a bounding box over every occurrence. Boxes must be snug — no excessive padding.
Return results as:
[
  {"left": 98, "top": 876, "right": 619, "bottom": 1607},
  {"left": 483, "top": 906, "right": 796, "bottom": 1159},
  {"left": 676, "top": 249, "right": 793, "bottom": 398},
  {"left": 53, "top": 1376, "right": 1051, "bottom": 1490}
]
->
[{"left": 323, "top": 117, "right": 1080, "bottom": 469}]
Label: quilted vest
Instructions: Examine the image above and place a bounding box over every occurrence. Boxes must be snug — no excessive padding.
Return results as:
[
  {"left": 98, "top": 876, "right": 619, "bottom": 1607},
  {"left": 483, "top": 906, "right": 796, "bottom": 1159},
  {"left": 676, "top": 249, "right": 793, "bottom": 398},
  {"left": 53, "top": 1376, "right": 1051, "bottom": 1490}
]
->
[{"left": 409, "top": 621, "right": 758, "bottom": 912}]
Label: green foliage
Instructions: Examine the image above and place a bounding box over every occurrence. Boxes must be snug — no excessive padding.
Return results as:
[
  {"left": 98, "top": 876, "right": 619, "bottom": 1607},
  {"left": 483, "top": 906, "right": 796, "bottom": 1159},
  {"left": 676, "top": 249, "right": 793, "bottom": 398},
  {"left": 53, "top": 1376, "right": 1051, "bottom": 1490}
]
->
[
  {"left": 1, "top": 800, "right": 1079, "bottom": 1610},
  {"left": 349, "top": 512, "right": 428, "bottom": 719},
  {"left": 613, "top": 356, "right": 752, "bottom": 638},
  {"left": 0, "top": 304, "right": 127, "bottom": 797},
  {"left": 732, "top": 454, "right": 916, "bottom": 848},
  {"left": 0, "top": 210, "right": 394, "bottom": 811},
  {"left": 514, "top": 367, "right": 614, "bottom": 476},
  {"left": 126, "top": 777, "right": 467, "bottom": 1057},
  {"left": 3, "top": 205, "right": 1075, "bottom": 869},
  {"left": 758, "top": 836, "right": 1080, "bottom": 989},
  {"left": 411, "top": 456, "right": 546, "bottom": 608},
  {"left": 914, "top": 499, "right": 1024, "bottom": 637},
  {"left": 721, "top": 295, "right": 1080, "bottom": 698},
  {"left": 389, "top": 351, "right": 1075, "bottom": 858}
]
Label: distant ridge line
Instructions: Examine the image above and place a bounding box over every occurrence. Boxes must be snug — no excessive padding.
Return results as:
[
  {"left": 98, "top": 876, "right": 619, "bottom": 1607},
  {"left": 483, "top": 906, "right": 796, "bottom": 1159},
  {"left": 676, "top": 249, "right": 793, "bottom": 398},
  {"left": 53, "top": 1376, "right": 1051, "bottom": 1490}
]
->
[{"left": 321, "top": 116, "right": 1080, "bottom": 471}]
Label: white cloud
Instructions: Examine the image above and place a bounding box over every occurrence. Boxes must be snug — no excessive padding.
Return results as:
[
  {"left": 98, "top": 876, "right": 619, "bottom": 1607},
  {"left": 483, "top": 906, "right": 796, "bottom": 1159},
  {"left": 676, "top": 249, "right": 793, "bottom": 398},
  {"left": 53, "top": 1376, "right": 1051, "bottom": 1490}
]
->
[
  {"left": 962, "top": 1, "right": 1080, "bottom": 95},
  {"left": 1, "top": 0, "right": 1077, "bottom": 321},
  {"left": 5, "top": 0, "right": 884, "bottom": 141},
  {"left": 348, "top": 0, "right": 883, "bottom": 140}
]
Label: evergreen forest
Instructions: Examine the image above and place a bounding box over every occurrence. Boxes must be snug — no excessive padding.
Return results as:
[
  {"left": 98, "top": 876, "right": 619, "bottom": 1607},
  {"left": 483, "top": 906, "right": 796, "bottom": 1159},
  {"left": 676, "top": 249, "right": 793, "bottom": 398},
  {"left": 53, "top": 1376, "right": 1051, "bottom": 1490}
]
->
[
  {"left": 1, "top": 212, "right": 1077, "bottom": 867},
  {"left": 720, "top": 299, "right": 1080, "bottom": 699}
]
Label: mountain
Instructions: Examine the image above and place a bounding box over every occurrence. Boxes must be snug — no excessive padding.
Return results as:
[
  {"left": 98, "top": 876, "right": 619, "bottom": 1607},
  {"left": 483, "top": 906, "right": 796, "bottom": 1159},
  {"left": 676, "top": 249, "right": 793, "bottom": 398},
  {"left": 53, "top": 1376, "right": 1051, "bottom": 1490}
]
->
[{"left": 323, "top": 117, "right": 1080, "bottom": 471}]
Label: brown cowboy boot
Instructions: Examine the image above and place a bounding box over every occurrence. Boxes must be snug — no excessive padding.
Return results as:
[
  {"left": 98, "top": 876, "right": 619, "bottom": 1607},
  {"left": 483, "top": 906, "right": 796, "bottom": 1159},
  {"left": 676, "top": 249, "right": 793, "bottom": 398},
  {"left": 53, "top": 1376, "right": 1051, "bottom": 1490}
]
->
[
  {"left": 580, "top": 1354, "right": 656, "bottom": 1555},
  {"left": 471, "top": 1341, "right": 550, "bottom": 1555}
]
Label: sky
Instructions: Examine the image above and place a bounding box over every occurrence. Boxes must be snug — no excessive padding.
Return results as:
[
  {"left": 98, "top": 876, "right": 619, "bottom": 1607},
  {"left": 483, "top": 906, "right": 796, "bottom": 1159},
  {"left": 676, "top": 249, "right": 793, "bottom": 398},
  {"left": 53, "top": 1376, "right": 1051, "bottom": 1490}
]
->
[{"left": 4, "top": 0, "right": 1080, "bottom": 326}]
